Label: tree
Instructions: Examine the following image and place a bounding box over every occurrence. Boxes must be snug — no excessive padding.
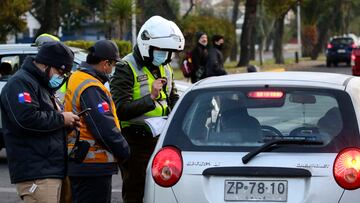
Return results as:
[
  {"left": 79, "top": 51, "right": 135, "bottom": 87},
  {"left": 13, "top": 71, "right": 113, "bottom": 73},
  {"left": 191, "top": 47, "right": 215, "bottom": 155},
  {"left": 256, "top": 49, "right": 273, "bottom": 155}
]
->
[
  {"left": 264, "top": 0, "right": 298, "bottom": 64},
  {"left": 230, "top": 0, "right": 241, "bottom": 61},
  {"left": 237, "top": 0, "right": 257, "bottom": 67},
  {"left": 0, "top": 0, "right": 30, "bottom": 43},
  {"left": 108, "top": 0, "right": 133, "bottom": 40},
  {"left": 31, "top": 0, "right": 61, "bottom": 37}
]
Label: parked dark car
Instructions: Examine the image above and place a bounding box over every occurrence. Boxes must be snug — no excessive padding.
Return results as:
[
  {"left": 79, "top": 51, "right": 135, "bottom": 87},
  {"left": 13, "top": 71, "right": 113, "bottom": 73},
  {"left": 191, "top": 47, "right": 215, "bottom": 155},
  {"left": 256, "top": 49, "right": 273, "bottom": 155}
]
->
[{"left": 326, "top": 37, "right": 357, "bottom": 67}]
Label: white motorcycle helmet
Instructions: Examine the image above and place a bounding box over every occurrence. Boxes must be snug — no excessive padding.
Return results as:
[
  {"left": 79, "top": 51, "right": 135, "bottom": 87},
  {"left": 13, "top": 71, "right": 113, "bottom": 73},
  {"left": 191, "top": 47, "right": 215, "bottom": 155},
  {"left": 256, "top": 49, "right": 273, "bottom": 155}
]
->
[{"left": 137, "top": 15, "right": 185, "bottom": 64}]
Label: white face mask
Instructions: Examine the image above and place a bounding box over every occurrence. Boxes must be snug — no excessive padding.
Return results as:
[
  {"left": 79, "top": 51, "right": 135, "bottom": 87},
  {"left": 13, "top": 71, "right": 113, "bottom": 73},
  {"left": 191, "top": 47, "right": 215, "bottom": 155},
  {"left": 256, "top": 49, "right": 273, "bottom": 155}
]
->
[{"left": 152, "top": 50, "right": 168, "bottom": 66}]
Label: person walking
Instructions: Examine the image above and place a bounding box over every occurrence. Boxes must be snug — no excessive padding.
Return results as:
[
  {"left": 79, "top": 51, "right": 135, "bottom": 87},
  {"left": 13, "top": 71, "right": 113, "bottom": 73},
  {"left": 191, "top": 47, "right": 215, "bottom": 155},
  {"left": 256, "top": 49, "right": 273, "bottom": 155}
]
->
[
  {"left": 204, "top": 34, "right": 227, "bottom": 78},
  {"left": 190, "top": 31, "right": 208, "bottom": 83},
  {"left": 0, "top": 41, "right": 79, "bottom": 203},
  {"left": 110, "top": 15, "right": 184, "bottom": 203},
  {"left": 64, "top": 40, "right": 130, "bottom": 203}
]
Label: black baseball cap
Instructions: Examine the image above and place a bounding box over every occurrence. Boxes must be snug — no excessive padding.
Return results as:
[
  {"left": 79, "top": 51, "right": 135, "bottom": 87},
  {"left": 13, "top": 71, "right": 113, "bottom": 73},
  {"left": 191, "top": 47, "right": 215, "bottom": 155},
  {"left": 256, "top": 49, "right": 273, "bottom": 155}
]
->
[{"left": 90, "top": 40, "right": 121, "bottom": 62}]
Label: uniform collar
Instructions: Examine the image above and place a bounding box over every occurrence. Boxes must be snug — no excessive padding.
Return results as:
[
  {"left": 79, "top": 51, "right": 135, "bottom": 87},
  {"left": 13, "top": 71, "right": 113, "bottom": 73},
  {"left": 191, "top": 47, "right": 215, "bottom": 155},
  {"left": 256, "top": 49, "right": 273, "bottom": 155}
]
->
[{"left": 78, "top": 62, "right": 108, "bottom": 84}]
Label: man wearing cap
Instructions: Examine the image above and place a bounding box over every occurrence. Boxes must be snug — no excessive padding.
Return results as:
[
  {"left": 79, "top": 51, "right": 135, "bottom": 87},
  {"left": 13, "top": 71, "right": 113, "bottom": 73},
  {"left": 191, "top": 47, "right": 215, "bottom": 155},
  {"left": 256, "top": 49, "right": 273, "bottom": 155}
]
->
[
  {"left": 64, "top": 40, "right": 130, "bottom": 203},
  {"left": 0, "top": 41, "right": 80, "bottom": 203}
]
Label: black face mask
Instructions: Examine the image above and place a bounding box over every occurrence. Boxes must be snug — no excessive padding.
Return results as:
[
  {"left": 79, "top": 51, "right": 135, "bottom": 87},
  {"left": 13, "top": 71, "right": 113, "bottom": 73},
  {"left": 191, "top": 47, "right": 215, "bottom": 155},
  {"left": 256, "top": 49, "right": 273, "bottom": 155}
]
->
[{"left": 215, "top": 43, "right": 224, "bottom": 50}]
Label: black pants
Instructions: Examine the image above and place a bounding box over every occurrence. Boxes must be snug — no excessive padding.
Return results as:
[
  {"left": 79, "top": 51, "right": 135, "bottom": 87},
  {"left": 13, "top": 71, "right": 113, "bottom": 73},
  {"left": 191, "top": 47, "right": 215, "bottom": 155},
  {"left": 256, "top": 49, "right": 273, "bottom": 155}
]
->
[
  {"left": 120, "top": 129, "right": 158, "bottom": 203},
  {"left": 70, "top": 175, "right": 112, "bottom": 203}
]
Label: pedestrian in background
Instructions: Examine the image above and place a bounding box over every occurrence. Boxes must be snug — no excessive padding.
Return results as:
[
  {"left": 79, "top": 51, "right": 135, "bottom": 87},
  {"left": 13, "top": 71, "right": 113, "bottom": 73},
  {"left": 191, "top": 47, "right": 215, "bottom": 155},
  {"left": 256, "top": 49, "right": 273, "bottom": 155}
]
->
[
  {"left": 110, "top": 15, "right": 184, "bottom": 203},
  {"left": 0, "top": 41, "right": 79, "bottom": 203},
  {"left": 190, "top": 31, "right": 208, "bottom": 83},
  {"left": 204, "top": 34, "right": 227, "bottom": 78},
  {"left": 64, "top": 40, "right": 130, "bottom": 203}
]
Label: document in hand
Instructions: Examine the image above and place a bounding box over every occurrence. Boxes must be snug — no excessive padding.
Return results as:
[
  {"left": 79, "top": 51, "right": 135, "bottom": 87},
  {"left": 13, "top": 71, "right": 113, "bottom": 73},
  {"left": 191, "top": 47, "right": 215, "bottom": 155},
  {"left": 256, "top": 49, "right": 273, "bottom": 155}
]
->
[{"left": 144, "top": 116, "right": 168, "bottom": 137}]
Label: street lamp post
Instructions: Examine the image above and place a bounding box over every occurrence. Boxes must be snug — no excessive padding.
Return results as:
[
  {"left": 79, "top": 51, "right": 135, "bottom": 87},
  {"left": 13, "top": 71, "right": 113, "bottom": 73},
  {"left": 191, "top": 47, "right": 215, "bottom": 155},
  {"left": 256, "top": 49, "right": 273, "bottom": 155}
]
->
[{"left": 132, "top": 0, "right": 136, "bottom": 47}]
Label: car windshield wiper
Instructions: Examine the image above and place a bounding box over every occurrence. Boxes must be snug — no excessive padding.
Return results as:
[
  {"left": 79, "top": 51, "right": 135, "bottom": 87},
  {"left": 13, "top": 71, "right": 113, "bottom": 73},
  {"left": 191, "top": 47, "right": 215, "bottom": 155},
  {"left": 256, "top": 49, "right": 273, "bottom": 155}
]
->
[{"left": 242, "top": 139, "right": 323, "bottom": 164}]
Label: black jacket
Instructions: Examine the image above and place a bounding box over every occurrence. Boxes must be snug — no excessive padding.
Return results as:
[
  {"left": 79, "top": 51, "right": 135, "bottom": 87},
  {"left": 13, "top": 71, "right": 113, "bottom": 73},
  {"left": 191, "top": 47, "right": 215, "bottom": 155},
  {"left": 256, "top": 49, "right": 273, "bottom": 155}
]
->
[
  {"left": 67, "top": 63, "right": 130, "bottom": 176},
  {"left": 110, "top": 46, "right": 179, "bottom": 129},
  {"left": 190, "top": 43, "right": 208, "bottom": 83},
  {"left": 205, "top": 47, "right": 227, "bottom": 77},
  {"left": 0, "top": 57, "right": 66, "bottom": 183}
]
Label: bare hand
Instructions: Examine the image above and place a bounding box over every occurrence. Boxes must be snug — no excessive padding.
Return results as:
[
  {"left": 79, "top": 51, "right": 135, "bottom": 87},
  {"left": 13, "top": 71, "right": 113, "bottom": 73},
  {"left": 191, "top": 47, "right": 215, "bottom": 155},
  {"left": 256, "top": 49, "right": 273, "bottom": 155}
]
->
[
  {"left": 62, "top": 112, "right": 81, "bottom": 129},
  {"left": 151, "top": 78, "right": 166, "bottom": 100}
]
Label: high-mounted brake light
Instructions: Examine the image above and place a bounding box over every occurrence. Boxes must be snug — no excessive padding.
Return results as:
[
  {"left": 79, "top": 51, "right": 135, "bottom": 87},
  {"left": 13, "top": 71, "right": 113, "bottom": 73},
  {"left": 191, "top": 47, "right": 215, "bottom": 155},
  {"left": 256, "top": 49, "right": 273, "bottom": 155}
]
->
[
  {"left": 151, "top": 146, "right": 183, "bottom": 187},
  {"left": 333, "top": 147, "right": 360, "bottom": 190},
  {"left": 327, "top": 43, "right": 333, "bottom": 49},
  {"left": 247, "top": 91, "right": 284, "bottom": 99}
]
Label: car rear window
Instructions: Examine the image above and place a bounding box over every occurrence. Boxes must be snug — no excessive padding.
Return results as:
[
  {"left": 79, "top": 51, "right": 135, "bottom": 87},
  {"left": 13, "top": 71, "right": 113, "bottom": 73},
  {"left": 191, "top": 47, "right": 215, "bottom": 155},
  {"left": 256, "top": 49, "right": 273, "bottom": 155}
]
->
[
  {"left": 163, "top": 87, "right": 360, "bottom": 152},
  {"left": 331, "top": 37, "right": 354, "bottom": 45}
]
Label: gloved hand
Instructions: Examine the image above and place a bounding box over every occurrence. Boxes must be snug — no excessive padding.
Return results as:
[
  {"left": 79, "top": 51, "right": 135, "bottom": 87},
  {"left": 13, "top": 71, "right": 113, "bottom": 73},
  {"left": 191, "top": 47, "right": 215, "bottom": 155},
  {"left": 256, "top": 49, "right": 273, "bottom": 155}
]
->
[{"left": 150, "top": 78, "right": 167, "bottom": 100}]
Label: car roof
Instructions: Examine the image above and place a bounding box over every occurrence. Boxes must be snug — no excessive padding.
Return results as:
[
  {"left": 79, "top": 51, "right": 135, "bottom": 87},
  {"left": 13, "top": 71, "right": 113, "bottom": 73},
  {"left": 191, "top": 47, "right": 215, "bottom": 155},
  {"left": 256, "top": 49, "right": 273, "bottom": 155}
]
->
[
  {"left": 0, "top": 43, "right": 85, "bottom": 53},
  {"left": 193, "top": 72, "right": 353, "bottom": 90}
]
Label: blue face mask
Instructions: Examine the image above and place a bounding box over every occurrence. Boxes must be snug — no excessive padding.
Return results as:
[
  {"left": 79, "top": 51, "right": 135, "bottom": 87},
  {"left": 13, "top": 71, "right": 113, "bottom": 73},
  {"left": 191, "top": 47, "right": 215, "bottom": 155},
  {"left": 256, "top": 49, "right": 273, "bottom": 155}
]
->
[
  {"left": 48, "top": 74, "right": 64, "bottom": 89},
  {"left": 152, "top": 50, "right": 168, "bottom": 66}
]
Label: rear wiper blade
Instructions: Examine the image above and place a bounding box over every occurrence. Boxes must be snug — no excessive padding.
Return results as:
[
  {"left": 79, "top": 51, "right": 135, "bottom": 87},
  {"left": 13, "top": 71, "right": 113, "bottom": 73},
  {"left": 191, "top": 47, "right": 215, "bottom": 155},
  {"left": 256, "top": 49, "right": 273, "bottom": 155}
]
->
[{"left": 242, "top": 139, "right": 323, "bottom": 164}]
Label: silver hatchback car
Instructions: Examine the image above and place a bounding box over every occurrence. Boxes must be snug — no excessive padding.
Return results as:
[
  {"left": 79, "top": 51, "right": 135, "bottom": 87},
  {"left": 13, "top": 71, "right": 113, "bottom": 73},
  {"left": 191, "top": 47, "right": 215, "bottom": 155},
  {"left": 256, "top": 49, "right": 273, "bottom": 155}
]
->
[{"left": 144, "top": 72, "right": 360, "bottom": 203}]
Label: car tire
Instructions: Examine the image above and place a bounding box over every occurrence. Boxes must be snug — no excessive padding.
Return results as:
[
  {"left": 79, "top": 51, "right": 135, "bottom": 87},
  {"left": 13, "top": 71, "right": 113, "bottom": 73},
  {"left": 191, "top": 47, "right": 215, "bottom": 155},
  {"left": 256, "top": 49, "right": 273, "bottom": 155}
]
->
[
  {"left": 347, "top": 61, "right": 351, "bottom": 67},
  {"left": 333, "top": 62, "right": 338, "bottom": 67}
]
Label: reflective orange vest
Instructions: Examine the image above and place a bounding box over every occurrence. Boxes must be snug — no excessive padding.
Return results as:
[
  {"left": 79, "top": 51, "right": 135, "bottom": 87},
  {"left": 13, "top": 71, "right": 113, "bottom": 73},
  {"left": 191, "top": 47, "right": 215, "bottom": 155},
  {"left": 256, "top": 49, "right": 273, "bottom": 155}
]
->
[{"left": 64, "top": 70, "right": 120, "bottom": 163}]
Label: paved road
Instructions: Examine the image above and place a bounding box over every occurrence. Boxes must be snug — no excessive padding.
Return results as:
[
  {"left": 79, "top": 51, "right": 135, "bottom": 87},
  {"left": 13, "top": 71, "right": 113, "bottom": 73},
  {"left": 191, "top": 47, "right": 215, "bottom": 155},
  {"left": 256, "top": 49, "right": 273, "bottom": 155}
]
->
[{"left": 0, "top": 149, "right": 123, "bottom": 203}]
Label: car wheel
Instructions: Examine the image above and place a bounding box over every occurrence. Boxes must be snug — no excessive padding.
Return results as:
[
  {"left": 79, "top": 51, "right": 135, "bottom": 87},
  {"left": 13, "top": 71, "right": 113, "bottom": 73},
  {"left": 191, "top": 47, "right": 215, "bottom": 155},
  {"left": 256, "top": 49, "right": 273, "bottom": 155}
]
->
[
  {"left": 347, "top": 61, "right": 351, "bottom": 67},
  {"left": 333, "top": 62, "right": 338, "bottom": 67}
]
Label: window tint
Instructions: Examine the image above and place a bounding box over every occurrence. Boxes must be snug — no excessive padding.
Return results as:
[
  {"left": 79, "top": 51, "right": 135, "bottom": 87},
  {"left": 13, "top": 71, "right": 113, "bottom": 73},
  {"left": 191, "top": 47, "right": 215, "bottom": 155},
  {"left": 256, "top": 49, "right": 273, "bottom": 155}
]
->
[{"left": 163, "top": 87, "right": 360, "bottom": 152}]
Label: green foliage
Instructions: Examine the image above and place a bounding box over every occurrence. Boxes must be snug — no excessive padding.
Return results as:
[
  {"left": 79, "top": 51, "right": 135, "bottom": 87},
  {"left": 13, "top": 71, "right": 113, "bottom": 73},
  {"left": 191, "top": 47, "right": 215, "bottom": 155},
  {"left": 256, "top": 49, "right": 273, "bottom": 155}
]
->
[
  {"left": 179, "top": 15, "right": 235, "bottom": 60},
  {"left": 264, "top": 0, "right": 298, "bottom": 18},
  {"left": 0, "top": 0, "right": 30, "bottom": 42},
  {"left": 64, "top": 40, "right": 132, "bottom": 58}
]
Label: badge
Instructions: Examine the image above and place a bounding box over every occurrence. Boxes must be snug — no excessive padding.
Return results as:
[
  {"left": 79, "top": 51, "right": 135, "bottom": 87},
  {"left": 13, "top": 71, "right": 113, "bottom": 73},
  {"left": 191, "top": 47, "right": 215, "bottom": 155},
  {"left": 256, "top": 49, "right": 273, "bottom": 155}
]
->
[
  {"left": 137, "top": 75, "right": 148, "bottom": 82},
  {"left": 18, "top": 92, "right": 32, "bottom": 103},
  {"left": 97, "top": 102, "right": 110, "bottom": 113}
]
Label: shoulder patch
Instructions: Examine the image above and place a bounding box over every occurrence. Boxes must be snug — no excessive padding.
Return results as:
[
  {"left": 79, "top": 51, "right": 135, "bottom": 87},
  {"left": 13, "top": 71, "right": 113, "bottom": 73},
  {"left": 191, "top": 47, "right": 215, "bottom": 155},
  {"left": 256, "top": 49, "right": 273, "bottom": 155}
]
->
[
  {"left": 97, "top": 102, "right": 110, "bottom": 113},
  {"left": 18, "top": 92, "right": 32, "bottom": 103}
]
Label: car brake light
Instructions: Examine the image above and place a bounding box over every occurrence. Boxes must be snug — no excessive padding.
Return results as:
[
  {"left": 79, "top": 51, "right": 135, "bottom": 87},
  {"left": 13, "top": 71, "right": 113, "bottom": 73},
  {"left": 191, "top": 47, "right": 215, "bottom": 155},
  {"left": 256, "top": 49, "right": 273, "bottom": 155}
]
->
[
  {"left": 352, "top": 54, "right": 356, "bottom": 61},
  {"left": 333, "top": 147, "right": 360, "bottom": 190},
  {"left": 247, "top": 91, "right": 284, "bottom": 99},
  {"left": 352, "top": 43, "right": 357, "bottom": 49},
  {"left": 151, "top": 146, "right": 183, "bottom": 187},
  {"left": 327, "top": 43, "right": 333, "bottom": 49}
]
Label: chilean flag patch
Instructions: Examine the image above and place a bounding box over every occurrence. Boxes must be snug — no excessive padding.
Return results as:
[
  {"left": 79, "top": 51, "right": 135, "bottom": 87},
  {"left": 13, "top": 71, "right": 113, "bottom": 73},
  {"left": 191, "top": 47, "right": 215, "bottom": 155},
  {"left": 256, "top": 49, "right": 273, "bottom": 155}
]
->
[
  {"left": 97, "top": 102, "right": 110, "bottom": 113},
  {"left": 18, "top": 92, "right": 32, "bottom": 103}
]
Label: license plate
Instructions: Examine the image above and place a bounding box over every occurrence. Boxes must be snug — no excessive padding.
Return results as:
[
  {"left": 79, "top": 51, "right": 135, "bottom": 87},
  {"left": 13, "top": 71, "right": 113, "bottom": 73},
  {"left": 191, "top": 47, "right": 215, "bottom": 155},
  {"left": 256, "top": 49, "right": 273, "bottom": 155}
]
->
[
  {"left": 338, "top": 49, "right": 346, "bottom": 53},
  {"left": 224, "top": 180, "right": 288, "bottom": 202}
]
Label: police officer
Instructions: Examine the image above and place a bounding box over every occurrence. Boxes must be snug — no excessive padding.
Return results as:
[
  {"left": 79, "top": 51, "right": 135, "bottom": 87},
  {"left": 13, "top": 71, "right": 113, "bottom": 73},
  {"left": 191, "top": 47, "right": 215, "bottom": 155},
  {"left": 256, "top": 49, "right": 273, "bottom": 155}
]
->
[
  {"left": 110, "top": 16, "right": 185, "bottom": 203},
  {"left": 33, "top": 33, "right": 60, "bottom": 48},
  {"left": 64, "top": 40, "right": 130, "bottom": 203},
  {"left": 0, "top": 41, "right": 79, "bottom": 203}
]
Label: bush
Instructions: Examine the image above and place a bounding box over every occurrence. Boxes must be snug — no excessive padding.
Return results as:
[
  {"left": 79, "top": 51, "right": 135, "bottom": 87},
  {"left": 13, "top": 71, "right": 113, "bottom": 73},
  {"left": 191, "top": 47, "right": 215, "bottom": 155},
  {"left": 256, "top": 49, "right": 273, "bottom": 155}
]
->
[
  {"left": 64, "top": 40, "right": 132, "bottom": 58},
  {"left": 178, "top": 15, "right": 236, "bottom": 60}
]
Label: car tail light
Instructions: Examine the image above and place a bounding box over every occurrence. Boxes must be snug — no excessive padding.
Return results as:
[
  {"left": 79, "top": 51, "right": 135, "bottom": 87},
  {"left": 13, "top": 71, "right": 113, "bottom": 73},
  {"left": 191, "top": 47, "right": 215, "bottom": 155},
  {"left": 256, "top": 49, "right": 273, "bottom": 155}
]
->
[
  {"left": 333, "top": 147, "right": 360, "bottom": 190},
  {"left": 352, "top": 43, "right": 357, "bottom": 49},
  {"left": 327, "top": 43, "right": 333, "bottom": 49},
  {"left": 247, "top": 91, "right": 284, "bottom": 99},
  {"left": 151, "top": 146, "right": 183, "bottom": 187},
  {"left": 351, "top": 54, "right": 356, "bottom": 61}
]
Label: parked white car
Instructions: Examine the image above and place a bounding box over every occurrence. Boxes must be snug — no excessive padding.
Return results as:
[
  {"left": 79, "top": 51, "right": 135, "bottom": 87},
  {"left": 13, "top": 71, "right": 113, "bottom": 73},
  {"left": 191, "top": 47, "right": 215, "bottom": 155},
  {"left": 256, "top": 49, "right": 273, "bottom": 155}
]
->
[{"left": 145, "top": 72, "right": 360, "bottom": 203}]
